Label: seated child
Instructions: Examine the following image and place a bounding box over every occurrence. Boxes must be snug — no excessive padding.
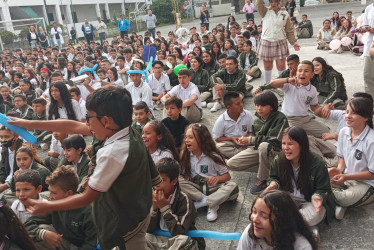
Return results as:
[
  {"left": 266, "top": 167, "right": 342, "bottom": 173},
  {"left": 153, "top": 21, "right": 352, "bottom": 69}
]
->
[
  {"left": 238, "top": 40, "right": 261, "bottom": 81},
  {"left": 0, "top": 85, "right": 13, "bottom": 103},
  {"left": 11, "top": 94, "right": 33, "bottom": 120},
  {"left": 69, "top": 86, "right": 86, "bottom": 121},
  {"left": 11, "top": 169, "right": 44, "bottom": 223},
  {"left": 0, "top": 86, "right": 13, "bottom": 114},
  {"left": 212, "top": 92, "right": 254, "bottom": 159},
  {"left": 25, "top": 165, "right": 97, "bottom": 249},
  {"left": 270, "top": 60, "right": 330, "bottom": 138},
  {"left": 31, "top": 98, "right": 52, "bottom": 149},
  {"left": 238, "top": 190, "right": 317, "bottom": 250},
  {"left": 179, "top": 123, "right": 239, "bottom": 222},
  {"left": 161, "top": 69, "right": 202, "bottom": 123},
  {"left": 146, "top": 158, "right": 206, "bottom": 250},
  {"left": 19, "top": 79, "right": 38, "bottom": 106},
  {"left": 59, "top": 135, "right": 89, "bottom": 183},
  {"left": 142, "top": 121, "right": 179, "bottom": 164},
  {"left": 44, "top": 131, "right": 68, "bottom": 172},
  {"left": 149, "top": 61, "right": 171, "bottom": 110},
  {"left": 161, "top": 97, "right": 191, "bottom": 149},
  {"left": 132, "top": 101, "right": 152, "bottom": 134}
]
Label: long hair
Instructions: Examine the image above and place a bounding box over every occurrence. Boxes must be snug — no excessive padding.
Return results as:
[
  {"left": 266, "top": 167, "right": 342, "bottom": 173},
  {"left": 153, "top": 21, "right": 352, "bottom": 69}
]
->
[
  {"left": 0, "top": 203, "right": 36, "bottom": 250},
  {"left": 248, "top": 190, "right": 317, "bottom": 250},
  {"left": 348, "top": 97, "right": 374, "bottom": 129},
  {"left": 312, "top": 57, "right": 345, "bottom": 88},
  {"left": 179, "top": 123, "right": 226, "bottom": 180},
  {"left": 48, "top": 82, "right": 77, "bottom": 121},
  {"left": 24, "top": 67, "right": 40, "bottom": 86},
  {"left": 340, "top": 19, "right": 352, "bottom": 34},
  {"left": 278, "top": 127, "right": 312, "bottom": 196},
  {"left": 146, "top": 121, "right": 179, "bottom": 162},
  {"left": 67, "top": 61, "right": 77, "bottom": 80},
  {"left": 211, "top": 42, "right": 222, "bottom": 61},
  {"left": 108, "top": 67, "right": 119, "bottom": 81}
]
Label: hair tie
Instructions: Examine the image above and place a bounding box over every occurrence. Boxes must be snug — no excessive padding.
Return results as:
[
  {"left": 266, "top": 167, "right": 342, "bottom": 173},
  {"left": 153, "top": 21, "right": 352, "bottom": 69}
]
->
[{"left": 40, "top": 68, "right": 49, "bottom": 73}]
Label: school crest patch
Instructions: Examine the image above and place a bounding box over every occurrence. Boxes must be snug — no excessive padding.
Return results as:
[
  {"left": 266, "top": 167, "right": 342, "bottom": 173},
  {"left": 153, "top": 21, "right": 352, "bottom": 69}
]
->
[
  {"left": 355, "top": 149, "right": 363, "bottom": 160},
  {"left": 305, "top": 96, "right": 312, "bottom": 105},
  {"left": 200, "top": 165, "right": 208, "bottom": 174},
  {"left": 242, "top": 125, "right": 248, "bottom": 132}
]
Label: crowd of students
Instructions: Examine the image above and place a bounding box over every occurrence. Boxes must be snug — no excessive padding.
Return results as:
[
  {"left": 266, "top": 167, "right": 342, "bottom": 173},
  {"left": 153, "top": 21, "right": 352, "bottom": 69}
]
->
[{"left": 0, "top": 0, "right": 374, "bottom": 249}]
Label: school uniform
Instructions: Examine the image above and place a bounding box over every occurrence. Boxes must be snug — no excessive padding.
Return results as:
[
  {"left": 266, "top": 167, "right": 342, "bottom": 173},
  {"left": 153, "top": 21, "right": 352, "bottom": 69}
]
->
[
  {"left": 212, "top": 109, "right": 254, "bottom": 158},
  {"left": 308, "top": 135, "right": 338, "bottom": 168},
  {"left": 0, "top": 102, "right": 13, "bottom": 115},
  {"left": 161, "top": 115, "right": 190, "bottom": 149},
  {"left": 238, "top": 50, "right": 262, "bottom": 79},
  {"left": 78, "top": 79, "right": 101, "bottom": 101},
  {"left": 166, "top": 83, "right": 202, "bottom": 123},
  {"left": 11, "top": 195, "right": 45, "bottom": 224},
  {"left": 148, "top": 73, "right": 171, "bottom": 110},
  {"left": 23, "top": 89, "right": 38, "bottom": 106},
  {"left": 179, "top": 153, "right": 239, "bottom": 209},
  {"left": 202, "top": 61, "right": 220, "bottom": 78},
  {"left": 333, "top": 125, "right": 374, "bottom": 208},
  {"left": 151, "top": 148, "right": 174, "bottom": 164},
  {"left": 44, "top": 135, "right": 64, "bottom": 172},
  {"left": 210, "top": 68, "right": 248, "bottom": 101},
  {"left": 0, "top": 139, "right": 23, "bottom": 184},
  {"left": 11, "top": 104, "right": 34, "bottom": 120},
  {"left": 125, "top": 81, "right": 154, "bottom": 115},
  {"left": 9, "top": 162, "right": 50, "bottom": 193},
  {"left": 58, "top": 153, "right": 90, "bottom": 183},
  {"left": 32, "top": 111, "right": 52, "bottom": 143},
  {"left": 46, "top": 99, "right": 83, "bottom": 121},
  {"left": 281, "top": 82, "right": 330, "bottom": 138},
  {"left": 189, "top": 68, "right": 211, "bottom": 102}
]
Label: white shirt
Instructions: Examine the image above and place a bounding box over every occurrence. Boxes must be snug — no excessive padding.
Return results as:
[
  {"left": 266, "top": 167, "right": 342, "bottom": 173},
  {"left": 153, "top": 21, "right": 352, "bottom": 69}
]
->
[
  {"left": 50, "top": 135, "right": 65, "bottom": 159},
  {"left": 329, "top": 110, "right": 346, "bottom": 135},
  {"left": 190, "top": 152, "right": 228, "bottom": 178},
  {"left": 72, "top": 155, "right": 83, "bottom": 172},
  {"left": 363, "top": 3, "right": 374, "bottom": 57},
  {"left": 78, "top": 98, "right": 86, "bottom": 118},
  {"left": 281, "top": 82, "right": 318, "bottom": 117},
  {"left": 168, "top": 82, "right": 202, "bottom": 109},
  {"left": 79, "top": 79, "right": 101, "bottom": 101},
  {"left": 159, "top": 188, "right": 177, "bottom": 231},
  {"left": 125, "top": 80, "right": 154, "bottom": 111},
  {"left": 11, "top": 195, "right": 45, "bottom": 224},
  {"left": 237, "top": 224, "right": 313, "bottom": 250},
  {"left": 114, "top": 78, "right": 125, "bottom": 88},
  {"left": 337, "top": 125, "right": 374, "bottom": 186},
  {"left": 148, "top": 73, "right": 171, "bottom": 95},
  {"left": 212, "top": 110, "right": 254, "bottom": 140},
  {"left": 88, "top": 127, "right": 130, "bottom": 192},
  {"left": 42, "top": 83, "right": 70, "bottom": 100},
  {"left": 5, "top": 148, "right": 15, "bottom": 182},
  {"left": 244, "top": 53, "right": 251, "bottom": 70},
  {"left": 151, "top": 148, "right": 174, "bottom": 164},
  {"left": 46, "top": 99, "right": 82, "bottom": 121}
]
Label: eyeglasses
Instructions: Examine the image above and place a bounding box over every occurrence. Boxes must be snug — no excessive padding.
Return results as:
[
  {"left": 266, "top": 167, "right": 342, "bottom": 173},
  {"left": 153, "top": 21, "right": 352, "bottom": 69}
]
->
[{"left": 86, "top": 115, "right": 103, "bottom": 122}]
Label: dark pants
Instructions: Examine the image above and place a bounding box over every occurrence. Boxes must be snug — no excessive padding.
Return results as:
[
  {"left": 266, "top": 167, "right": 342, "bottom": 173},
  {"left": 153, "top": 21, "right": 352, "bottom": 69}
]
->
[
  {"left": 85, "top": 33, "right": 93, "bottom": 44},
  {"left": 99, "top": 32, "right": 106, "bottom": 45},
  {"left": 120, "top": 30, "right": 128, "bottom": 39},
  {"left": 148, "top": 27, "right": 156, "bottom": 39},
  {"left": 234, "top": 0, "right": 240, "bottom": 13},
  {"left": 246, "top": 13, "right": 254, "bottom": 22}
]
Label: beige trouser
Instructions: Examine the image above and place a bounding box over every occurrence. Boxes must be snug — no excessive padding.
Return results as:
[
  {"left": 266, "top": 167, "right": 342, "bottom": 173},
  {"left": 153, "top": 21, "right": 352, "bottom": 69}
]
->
[
  {"left": 293, "top": 197, "right": 326, "bottom": 226},
  {"left": 0, "top": 189, "right": 16, "bottom": 206},
  {"left": 333, "top": 180, "right": 374, "bottom": 208},
  {"left": 249, "top": 66, "right": 261, "bottom": 79},
  {"left": 287, "top": 115, "right": 330, "bottom": 139},
  {"left": 364, "top": 56, "right": 374, "bottom": 97},
  {"left": 308, "top": 135, "right": 338, "bottom": 168},
  {"left": 297, "top": 28, "right": 311, "bottom": 38},
  {"left": 227, "top": 142, "right": 279, "bottom": 181},
  {"left": 216, "top": 141, "right": 247, "bottom": 159},
  {"left": 146, "top": 234, "right": 198, "bottom": 250},
  {"left": 178, "top": 177, "right": 239, "bottom": 208},
  {"left": 200, "top": 91, "right": 211, "bottom": 102},
  {"left": 35, "top": 225, "right": 78, "bottom": 250},
  {"left": 212, "top": 78, "right": 227, "bottom": 101}
]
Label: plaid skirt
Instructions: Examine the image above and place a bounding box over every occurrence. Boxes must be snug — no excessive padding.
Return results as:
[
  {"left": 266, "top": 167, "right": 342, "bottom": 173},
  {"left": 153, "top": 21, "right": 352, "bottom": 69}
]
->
[{"left": 256, "top": 39, "right": 290, "bottom": 61}]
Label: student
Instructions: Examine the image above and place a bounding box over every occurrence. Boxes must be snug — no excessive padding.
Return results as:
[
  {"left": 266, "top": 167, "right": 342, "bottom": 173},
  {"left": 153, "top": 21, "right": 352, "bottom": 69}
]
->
[
  {"left": 25, "top": 165, "right": 97, "bottom": 249},
  {"left": 125, "top": 70, "right": 154, "bottom": 114},
  {"left": 44, "top": 131, "right": 68, "bottom": 172},
  {"left": 0, "top": 202, "right": 37, "bottom": 250},
  {"left": 19, "top": 79, "right": 38, "bottom": 106},
  {"left": 202, "top": 51, "right": 220, "bottom": 78},
  {"left": 10, "top": 169, "right": 44, "bottom": 223},
  {"left": 68, "top": 86, "right": 86, "bottom": 121},
  {"left": 0, "top": 91, "right": 13, "bottom": 115},
  {"left": 226, "top": 91, "right": 289, "bottom": 194},
  {"left": 189, "top": 56, "right": 210, "bottom": 105},
  {"left": 149, "top": 61, "right": 171, "bottom": 110},
  {"left": 11, "top": 94, "right": 34, "bottom": 120},
  {"left": 237, "top": 190, "right": 317, "bottom": 250},
  {"left": 329, "top": 97, "right": 374, "bottom": 220},
  {"left": 238, "top": 40, "right": 261, "bottom": 81},
  {"left": 266, "top": 127, "right": 335, "bottom": 227},
  {"left": 161, "top": 97, "right": 191, "bottom": 149},
  {"left": 212, "top": 91, "right": 254, "bottom": 159},
  {"left": 223, "top": 39, "right": 237, "bottom": 57},
  {"left": 60, "top": 135, "right": 89, "bottom": 183},
  {"left": 142, "top": 121, "right": 179, "bottom": 164},
  {"left": 179, "top": 123, "right": 239, "bottom": 221},
  {"left": 146, "top": 158, "right": 206, "bottom": 249},
  {"left": 296, "top": 14, "right": 314, "bottom": 38},
  {"left": 166, "top": 55, "right": 180, "bottom": 87},
  {"left": 133, "top": 101, "right": 152, "bottom": 134},
  {"left": 270, "top": 60, "right": 330, "bottom": 138},
  {"left": 161, "top": 69, "right": 202, "bottom": 123},
  {"left": 31, "top": 98, "right": 51, "bottom": 148},
  {"left": 103, "top": 67, "right": 125, "bottom": 87},
  {"left": 0, "top": 85, "right": 13, "bottom": 104},
  {"left": 23, "top": 86, "right": 162, "bottom": 249}
]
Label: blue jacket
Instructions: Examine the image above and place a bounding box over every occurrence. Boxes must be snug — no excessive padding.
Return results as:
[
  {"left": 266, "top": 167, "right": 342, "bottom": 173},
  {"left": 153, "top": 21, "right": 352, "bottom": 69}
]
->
[
  {"left": 118, "top": 18, "right": 130, "bottom": 31},
  {"left": 82, "top": 23, "right": 94, "bottom": 36}
]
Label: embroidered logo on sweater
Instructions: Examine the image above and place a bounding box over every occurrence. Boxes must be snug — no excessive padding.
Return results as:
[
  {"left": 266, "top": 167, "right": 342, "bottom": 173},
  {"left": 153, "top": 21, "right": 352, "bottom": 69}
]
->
[
  {"left": 200, "top": 165, "right": 208, "bottom": 174},
  {"left": 355, "top": 149, "right": 363, "bottom": 160}
]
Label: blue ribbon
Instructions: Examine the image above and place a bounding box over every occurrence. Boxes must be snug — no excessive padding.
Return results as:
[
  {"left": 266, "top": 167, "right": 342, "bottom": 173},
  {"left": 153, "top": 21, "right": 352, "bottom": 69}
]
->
[
  {"left": 78, "top": 64, "right": 99, "bottom": 80},
  {"left": 153, "top": 229, "right": 241, "bottom": 240},
  {"left": 126, "top": 56, "right": 154, "bottom": 83},
  {"left": 1, "top": 113, "right": 37, "bottom": 143}
]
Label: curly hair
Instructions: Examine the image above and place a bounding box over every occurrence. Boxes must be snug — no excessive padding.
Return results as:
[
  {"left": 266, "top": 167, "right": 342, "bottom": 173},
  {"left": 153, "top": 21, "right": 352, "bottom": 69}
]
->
[
  {"left": 248, "top": 190, "right": 317, "bottom": 250},
  {"left": 46, "top": 165, "right": 79, "bottom": 193},
  {"left": 179, "top": 123, "right": 226, "bottom": 180}
]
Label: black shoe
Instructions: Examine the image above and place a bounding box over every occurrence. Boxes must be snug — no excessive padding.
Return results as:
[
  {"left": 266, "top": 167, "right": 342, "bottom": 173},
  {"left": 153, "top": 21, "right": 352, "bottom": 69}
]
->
[{"left": 250, "top": 180, "right": 267, "bottom": 195}]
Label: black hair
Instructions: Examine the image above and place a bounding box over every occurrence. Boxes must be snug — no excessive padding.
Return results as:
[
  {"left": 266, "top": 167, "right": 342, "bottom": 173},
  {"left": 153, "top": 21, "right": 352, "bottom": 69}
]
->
[
  {"left": 62, "top": 135, "right": 86, "bottom": 155},
  {"left": 32, "top": 97, "right": 47, "bottom": 106},
  {"left": 352, "top": 92, "right": 374, "bottom": 103},
  {"left": 165, "top": 96, "right": 183, "bottom": 109},
  {"left": 226, "top": 55, "right": 238, "bottom": 65},
  {"left": 86, "top": 85, "right": 133, "bottom": 129},
  {"left": 312, "top": 57, "right": 345, "bottom": 88},
  {"left": 48, "top": 82, "right": 78, "bottom": 121},
  {"left": 156, "top": 158, "right": 180, "bottom": 181},
  {"left": 348, "top": 97, "right": 374, "bottom": 129},
  {"left": 15, "top": 169, "right": 41, "bottom": 189},
  {"left": 242, "top": 31, "right": 250, "bottom": 39},
  {"left": 13, "top": 94, "right": 26, "bottom": 101},
  {"left": 287, "top": 54, "right": 300, "bottom": 62},
  {"left": 223, "top": 91, "right": 240, "bottom": 107},
  {"left": 300, "top": 60, "right": 314, "bottom": 72},
  {"left": 218, "top": 54, "right": 227, "bottom": 60},
  {"left": 134, "top": 101, "right": 150, "bottom": 113},
  {"left": 108, "top": 67, "right": 119, "bottom": 81},
  {"left": 244, "top": 40, "right": 252, "bottom": 47},
  {"left": 254, "top": 90, "right": 279, "bottom": 111},
  {"left": 68, "top": 86, "right": 81, "bottom": 96},
  {"left": 152, "top": 60, "right": 164, "bottom": 68},
  {"left": 20, "top": 78, "right": 34, "bottom": 90}
]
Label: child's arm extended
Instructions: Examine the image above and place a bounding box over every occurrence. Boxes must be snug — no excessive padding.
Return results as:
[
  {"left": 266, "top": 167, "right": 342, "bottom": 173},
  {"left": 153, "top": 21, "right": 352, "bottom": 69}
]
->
[{"left": 270, "top": 77, "right": 293, "bottom": 88}]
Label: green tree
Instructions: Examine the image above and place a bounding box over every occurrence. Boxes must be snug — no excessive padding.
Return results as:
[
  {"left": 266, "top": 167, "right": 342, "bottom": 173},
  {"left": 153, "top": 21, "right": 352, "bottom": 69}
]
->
[
  {"left": 0, "top": 30, "right": 16, "bottom": 45},
  {"left": 152, "top": 0, "right": 174, "bottom": 24},
  {"left": 18, "top": 28, "right": 29, "bottom": 41}
]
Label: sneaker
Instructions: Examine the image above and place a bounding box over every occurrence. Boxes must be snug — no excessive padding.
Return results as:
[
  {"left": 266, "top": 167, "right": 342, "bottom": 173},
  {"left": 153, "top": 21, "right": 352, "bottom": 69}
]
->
[
  {"left": 250, "top": 180, "right": 267, "bottom": 195},
  {"left": 335, "top": 205, "right": 347, "bottom": 220},
  {"left": 201, "top": 101, "right": 207, "bottom": 108},
  {"left": 194, "top": 195, "right": 208, "bottom": 210},
  {"left": 210, "top": 102, "right": 222, "bottom": 112},
  {"left": 207, "top": 206, "right": 219, "bottom": 222},
  {"left": 207, "top": 102, "right": 215, "bottom": 109},
  {"left": 40, "top": 143, "right": 49, "bottom": 151}
]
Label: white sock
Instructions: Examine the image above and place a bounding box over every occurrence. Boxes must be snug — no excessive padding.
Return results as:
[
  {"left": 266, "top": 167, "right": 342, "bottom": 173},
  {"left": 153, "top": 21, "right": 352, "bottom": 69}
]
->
[
  {"left": 194, "top": 194, "right": 208, "bottom": 209},
  {"left": 264, "top": 70, "right": 272, "bottom": 83},
  {"left": 278, "top": 70, "right": 284, "bottom": 76}
]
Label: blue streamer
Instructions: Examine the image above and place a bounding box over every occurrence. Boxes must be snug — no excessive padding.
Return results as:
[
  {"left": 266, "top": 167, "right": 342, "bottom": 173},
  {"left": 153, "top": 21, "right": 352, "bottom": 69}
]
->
[
  {"left": 2, "top": 114, "right": 37, "bottom": 143},
  {"left": 78, "top": 64, "right": 99, "bottom": 80},
  {"left": 153, "top": 229, "right": 241, "bottom": 240},
  {"left": 126, "top": 56, "right": 153, "bottom": 83}
]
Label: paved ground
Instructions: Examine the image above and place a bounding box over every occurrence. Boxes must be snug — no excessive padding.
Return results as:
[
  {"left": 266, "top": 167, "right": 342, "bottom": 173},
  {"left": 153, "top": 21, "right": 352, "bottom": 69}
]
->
[{"left": 151, "top": 2, "right": 374, "bottom": 249}]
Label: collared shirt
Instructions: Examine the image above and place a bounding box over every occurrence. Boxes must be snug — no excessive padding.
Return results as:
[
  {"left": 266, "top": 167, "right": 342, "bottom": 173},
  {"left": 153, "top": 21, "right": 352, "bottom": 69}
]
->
[
  {"left": 50, "top": 135, "right": 64, "bottom": 159},
  {"left": 5, "top": 148, "right": 15, "bottom": 182},
  {"left": 329, "top": 110, "right": 346, "bottom": 135},
  {"left": 11, "top": 195, "right": 45, "bottom": 224},
  {"left": 159, "top": 188, "right": 176, "bottom": 231},
  {"left": 148, "top": 73, "right": 171, "bottom": 95},
  {"left": 89, "top": 127, "right": 130, "bottom": 192},
  {"left": 125, "top": 81, "right": 154, "bottom": 111},
  {"left": 78, "top": 98, "right": 86, "bottom": 118},
  {"left": 46, "top": 99, "right": 82, "bottom": 121},
  {"left": 281, "top": 82, "right": 318, "bottom": 117},
  {"left": 190, "top": 152, "right": 228, "bottom": 178},
  {"left": 79, "top": 79, "right": 101, "bottom": 101},
  {"left": 212, "top": 110, "right": 254, "bottom": 140},
  {"left": 151, "top": 148, "right": 173, "bottom": 164},
  {"left": 168, "top": 82, "right": 202, "bottom": 109},
  {"left": 337, "top": 125, "right": 374, "bottom": 186},
  {"left": 72, "top": 155, "right": 83, "bottom": 173}
]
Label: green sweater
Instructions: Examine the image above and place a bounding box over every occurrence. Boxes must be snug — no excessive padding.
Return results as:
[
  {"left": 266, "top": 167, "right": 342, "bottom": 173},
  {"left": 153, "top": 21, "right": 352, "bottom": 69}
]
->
[
  {"left": 269, "top": 152, "right": 336, "bottom": 223},
  {"left": 211, "top": 68, "right": 247, "bottom": 93},
  {"left": 238, "top": 50, "right": 258, "bottom": 70},
  {"left": 11, "top": 104, "right": 34, "bottom": 120},
  {"left": 202, "top": 61, "right": 220, "bottom": 77},
  {"left": 32, "top": 110, "right": 52, "bottom": 141},
  {"left": 189, "top": 68, "right": 210, "bottom": 92},
  {"left": 24, "top": 89, "right": 38, "bottom": 106},
  {"left": 311, "top": 73, "right": 348, "bottom": 105},
  {"left": 0, "top": 139, "right": 24, "bottom": 184},
  {"left": 92, "top": 127, "right": 162, "bottom": 249},
  {"left": 9, "top": 162, "right": 50, "bottom": 192},
  {"left": 25, "top": 205, "right": 97, "bottom": 250},
  {"left": 297, "top": 20, "right": 313, "bottom": 36},
  {"left": 58, "top": 153, "right": 90, "bottom": 183},
  {"left": 251, "top": 111, "right": 289, "bottom": 151}
]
